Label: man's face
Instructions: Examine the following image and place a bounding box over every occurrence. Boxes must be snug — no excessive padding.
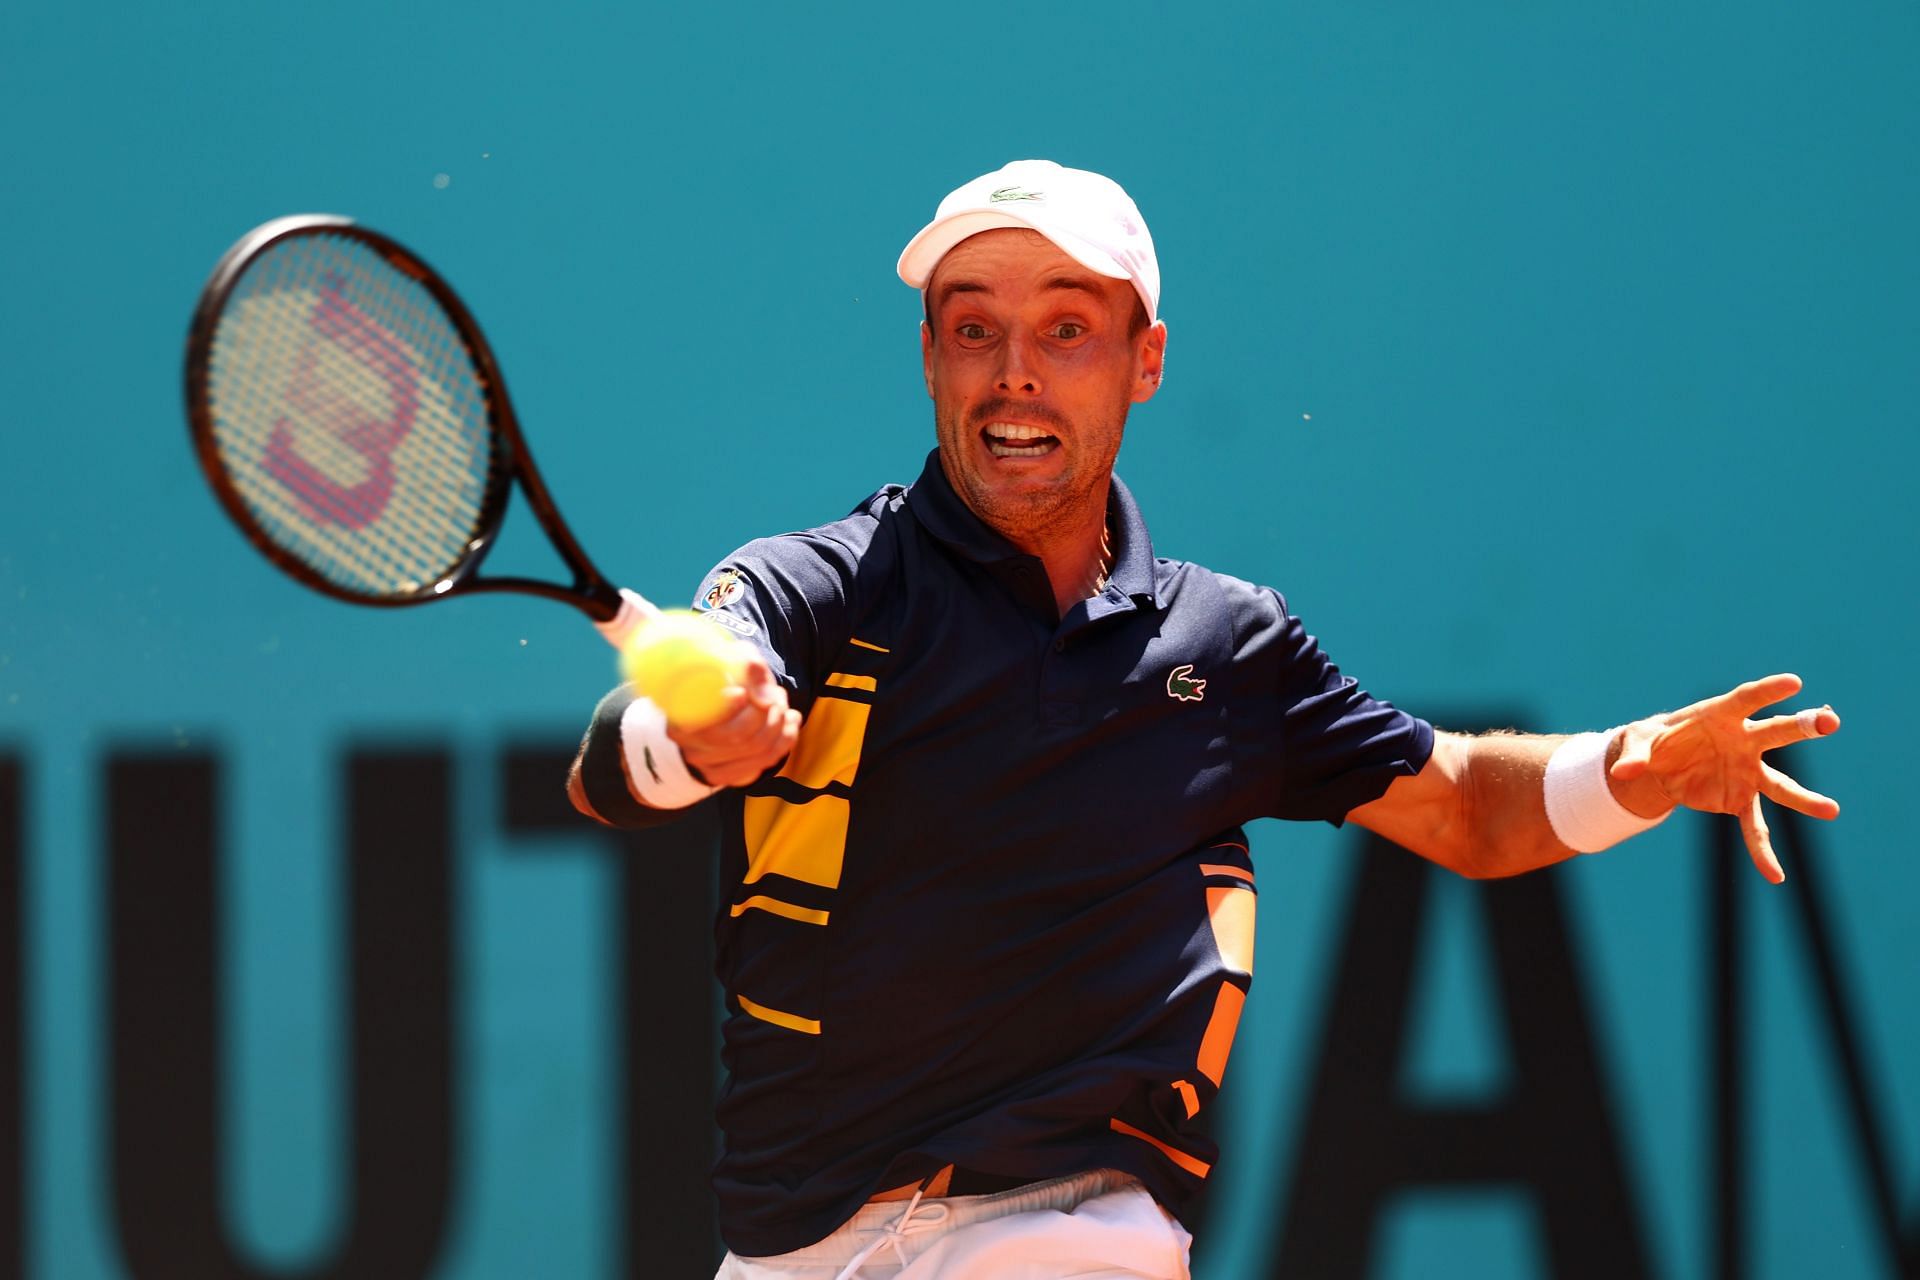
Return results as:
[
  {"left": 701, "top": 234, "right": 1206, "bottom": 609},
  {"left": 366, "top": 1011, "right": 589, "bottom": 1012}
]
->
[{"left": 921, "top": 228, "right": 1165, "bottom": 549}]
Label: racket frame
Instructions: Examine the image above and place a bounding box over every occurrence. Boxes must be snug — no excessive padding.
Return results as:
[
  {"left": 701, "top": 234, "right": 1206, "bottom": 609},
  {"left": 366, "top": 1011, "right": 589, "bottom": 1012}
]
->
[{"left": 184, "top": 214, "right": 624, "bottom": 623}]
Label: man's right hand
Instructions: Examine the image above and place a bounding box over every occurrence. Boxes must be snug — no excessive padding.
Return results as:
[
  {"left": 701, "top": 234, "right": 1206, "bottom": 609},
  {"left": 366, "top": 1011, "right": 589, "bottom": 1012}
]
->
[{"left": 669, "top": 655, "right": 801, "bottom": 788}]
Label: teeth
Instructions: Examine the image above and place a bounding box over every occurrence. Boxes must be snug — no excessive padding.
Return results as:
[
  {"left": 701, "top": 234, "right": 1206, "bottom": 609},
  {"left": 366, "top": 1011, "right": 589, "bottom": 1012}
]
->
[
  {"left": 983, "top": 422, "right": 1058, "bottom": 458},
  {"left": 989, "top": 422, "right": 1052, "bottom": 440}
]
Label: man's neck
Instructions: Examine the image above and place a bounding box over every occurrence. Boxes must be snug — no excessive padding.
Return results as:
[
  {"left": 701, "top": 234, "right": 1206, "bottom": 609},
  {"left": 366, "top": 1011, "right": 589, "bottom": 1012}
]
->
[
  {"left": 938, "top": 456, "right": 1115, "bottom": 618},
  {"left": 1020, "top": 514, "right": 1113, "bottom": 618}
]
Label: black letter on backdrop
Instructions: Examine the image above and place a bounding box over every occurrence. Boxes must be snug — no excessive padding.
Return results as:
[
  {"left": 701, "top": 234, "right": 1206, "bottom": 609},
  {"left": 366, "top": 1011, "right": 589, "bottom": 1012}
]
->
[
  {"left": 501, "top": 744, "right": 722, "bottom": 1278},
  {"left": 108, "top": 749, "right": 455, "bottom": 1278},
  {"left": 1272, "top": 830, "right": 1651, "bottom": 1276},
  {"left": 1709, "top": 808, "right": 1747, "bottom": 1280},
  {"left": 1, "top": 754, "right": 20, "bottom": 1280},
  {"left": 1713, "top": 801, "right": 1920, "bottom": 1278}
]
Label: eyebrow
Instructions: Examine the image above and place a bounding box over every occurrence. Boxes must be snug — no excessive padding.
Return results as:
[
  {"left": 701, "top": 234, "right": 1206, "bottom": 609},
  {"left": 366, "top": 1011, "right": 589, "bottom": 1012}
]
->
[{"left": 934, "top": 275, "right": 1106, "bottom": 309}]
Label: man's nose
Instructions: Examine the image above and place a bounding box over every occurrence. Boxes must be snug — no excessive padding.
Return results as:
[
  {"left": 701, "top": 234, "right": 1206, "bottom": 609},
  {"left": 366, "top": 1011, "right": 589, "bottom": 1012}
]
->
[{"left": 995, "top": 334, "right": 1042, "bottom": 396}]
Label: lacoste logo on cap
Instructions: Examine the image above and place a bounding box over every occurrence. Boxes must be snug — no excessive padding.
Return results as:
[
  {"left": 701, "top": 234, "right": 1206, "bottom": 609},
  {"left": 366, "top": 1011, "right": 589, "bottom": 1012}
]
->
[
  {"left": 1167, "top": 665, "right": 1207, "bottom": 702},
  {"left": 988, "top": 186, "right": 1044, "bottom": 202}
]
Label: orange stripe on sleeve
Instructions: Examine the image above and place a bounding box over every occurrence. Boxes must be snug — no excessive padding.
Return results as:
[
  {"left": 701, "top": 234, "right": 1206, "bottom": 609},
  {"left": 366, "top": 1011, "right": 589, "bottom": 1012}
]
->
[
  {"left": 848, "top": 638, "right": 890, "bottom": 653},
  {"left": 1198, "top": 862, "right": 1254, "bottom": 883},
  {"left": 1108, "top": 1117, "right": 1212, "bottom": 1178},
  {"left": 1205, "top": 885, "right": 1257, "bottom": 974},
  {"left": 824, "top": 672, "right": 878, "bottom": 692},
  {"left": 1172, "top": 1079, "right": 1200, "bottom": 1119},
  {"left": 1196, "top": 982, "right": 1247, "bottom": 1087}
]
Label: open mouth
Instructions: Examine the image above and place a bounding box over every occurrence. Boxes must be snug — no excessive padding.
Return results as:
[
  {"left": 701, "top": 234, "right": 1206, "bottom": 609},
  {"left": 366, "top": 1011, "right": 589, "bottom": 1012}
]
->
[{"left": 982, "top": 422, "right": 1060, "bottom": 458}]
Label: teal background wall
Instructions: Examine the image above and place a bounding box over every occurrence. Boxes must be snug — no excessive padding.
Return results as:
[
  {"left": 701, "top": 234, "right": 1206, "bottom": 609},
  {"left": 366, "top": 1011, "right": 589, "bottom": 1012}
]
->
[{"left": 1, "top": 1, "right": 1913, "bottom": 1276}]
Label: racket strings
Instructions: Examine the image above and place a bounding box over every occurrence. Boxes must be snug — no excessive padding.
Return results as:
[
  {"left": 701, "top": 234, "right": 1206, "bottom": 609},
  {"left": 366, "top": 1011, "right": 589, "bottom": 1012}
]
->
[
  {"left": 205, "top": 232, "right": 501, "bottom": 598},
  {"left": 216, "top": 277, "right": 480, "bottom": 584}
]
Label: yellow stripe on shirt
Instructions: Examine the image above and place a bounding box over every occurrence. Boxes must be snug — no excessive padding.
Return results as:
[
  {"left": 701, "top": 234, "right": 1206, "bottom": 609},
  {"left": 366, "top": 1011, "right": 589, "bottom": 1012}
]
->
[
  {"left": 738, "top": 994, "right": 822, "bottom": 1035},
  {"left": 729, "top": 895, "right": 831, "bottom": 926}
]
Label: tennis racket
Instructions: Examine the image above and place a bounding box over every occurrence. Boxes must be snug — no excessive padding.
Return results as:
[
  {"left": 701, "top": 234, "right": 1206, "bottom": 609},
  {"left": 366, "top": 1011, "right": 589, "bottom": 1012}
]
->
[{"left": 184, "top": 214, "right": 655, "bottom": 648}]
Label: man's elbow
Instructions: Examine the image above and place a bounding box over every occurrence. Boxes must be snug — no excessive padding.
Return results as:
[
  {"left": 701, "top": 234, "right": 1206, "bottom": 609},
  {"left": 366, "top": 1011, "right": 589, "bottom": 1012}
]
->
[
  {"left": 1443, "top": 750, "right": 1513, "bottom": 879},
  {"left": 1419, "top": 828, "right": 1492, "bottom": 879}
]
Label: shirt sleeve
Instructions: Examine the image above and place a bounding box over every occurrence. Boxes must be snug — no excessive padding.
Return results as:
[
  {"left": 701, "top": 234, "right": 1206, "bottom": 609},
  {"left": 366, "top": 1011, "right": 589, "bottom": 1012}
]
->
[
  {"left": 574, "top": 532, "right": 862, "bottom": 827},
  {"left": 1223, "top": 578, "right": 1434, "bottom": 825},
  {"left": 683, "top": 532, "right": 864, "bottom": 712}
]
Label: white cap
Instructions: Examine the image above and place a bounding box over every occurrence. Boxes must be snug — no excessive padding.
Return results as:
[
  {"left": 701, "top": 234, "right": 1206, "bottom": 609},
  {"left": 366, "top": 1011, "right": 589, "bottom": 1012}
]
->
[{"left": 897, "top": 159, "right": 1160, "bottom": 325}]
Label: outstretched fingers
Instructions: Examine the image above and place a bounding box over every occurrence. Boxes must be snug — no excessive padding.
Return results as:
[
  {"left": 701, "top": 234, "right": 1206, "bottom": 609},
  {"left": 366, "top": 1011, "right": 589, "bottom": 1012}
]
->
[
  {"left": 1747, "top": 705, "right": 1841, "bottom": 752},
  {"left": 1722, "top": 672, "right": 1805, "bottom": 718},
  {"left": 1740, "top": 795, "right": 1786, "bottom": 884},
  {"left": 1760, "top": 762, "right": 1841, "bottom": 819},
  {"left": 1619, "top": 676, "right": 1839, "bottom": 883}
]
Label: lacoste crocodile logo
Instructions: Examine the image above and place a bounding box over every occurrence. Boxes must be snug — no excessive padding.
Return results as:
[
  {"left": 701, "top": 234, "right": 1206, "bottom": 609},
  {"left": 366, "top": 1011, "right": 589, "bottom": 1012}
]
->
[
  {"left": 989, "top": 185, "right": 1044, "bottom": 202},
  {"left": 1167, "top": 665, "right": 1207, "bottom": 702}
]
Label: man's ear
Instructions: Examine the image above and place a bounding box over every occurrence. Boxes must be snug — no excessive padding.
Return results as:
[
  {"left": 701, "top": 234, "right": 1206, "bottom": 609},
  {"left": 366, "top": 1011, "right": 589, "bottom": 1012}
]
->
[
  {"left": 920, "top": 321, "right": 936, "bottom": 399},
  {"left": 1132, "top": 321, "right": 1168, "bottom": 404}
]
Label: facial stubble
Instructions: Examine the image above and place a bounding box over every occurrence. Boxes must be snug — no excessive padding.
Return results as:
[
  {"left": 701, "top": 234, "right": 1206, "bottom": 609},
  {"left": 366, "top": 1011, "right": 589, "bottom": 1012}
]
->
[{"left": 935, "top": 392, "right": 1134, "bottom": 550}]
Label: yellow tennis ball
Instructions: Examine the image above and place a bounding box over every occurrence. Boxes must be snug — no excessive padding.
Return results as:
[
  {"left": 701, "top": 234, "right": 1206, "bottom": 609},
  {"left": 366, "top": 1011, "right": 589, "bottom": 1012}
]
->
[{"left": 620, "top": 610, "right": 752, "bottom": 730}]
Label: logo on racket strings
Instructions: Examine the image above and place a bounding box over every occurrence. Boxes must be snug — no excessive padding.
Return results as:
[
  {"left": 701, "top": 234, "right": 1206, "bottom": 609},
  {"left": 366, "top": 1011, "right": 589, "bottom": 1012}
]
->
[{"left": 263, "top": 274, "right": 420, "bottom": 531}]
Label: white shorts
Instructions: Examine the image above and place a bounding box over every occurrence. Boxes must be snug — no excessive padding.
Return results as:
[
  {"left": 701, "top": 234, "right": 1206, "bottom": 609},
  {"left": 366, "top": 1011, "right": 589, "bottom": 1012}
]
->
[{"left": 714, "top": 1168, "right": 1193, "bottom": 1280}]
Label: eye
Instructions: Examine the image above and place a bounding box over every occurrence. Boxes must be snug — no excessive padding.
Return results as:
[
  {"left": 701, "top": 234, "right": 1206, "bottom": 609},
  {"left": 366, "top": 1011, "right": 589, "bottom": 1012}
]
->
[
  {"left": 956, "top": 323, "right": 992, "bottom": 342},
  {"left": 1051, "top": 322, "right": 1086, "bottom": 340}
]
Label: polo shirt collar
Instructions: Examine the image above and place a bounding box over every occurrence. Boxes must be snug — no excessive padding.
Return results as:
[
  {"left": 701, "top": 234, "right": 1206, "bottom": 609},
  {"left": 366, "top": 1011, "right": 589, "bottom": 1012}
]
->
[{"left": 905, "top": 448, "right": 1162, "bottom": 612}]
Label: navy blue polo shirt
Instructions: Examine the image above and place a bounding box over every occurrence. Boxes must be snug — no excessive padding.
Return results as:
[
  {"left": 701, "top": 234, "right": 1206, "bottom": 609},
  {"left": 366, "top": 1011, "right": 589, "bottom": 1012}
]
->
[{"left": 578, "top": 448, "right": 1433, "bottom": 1257}]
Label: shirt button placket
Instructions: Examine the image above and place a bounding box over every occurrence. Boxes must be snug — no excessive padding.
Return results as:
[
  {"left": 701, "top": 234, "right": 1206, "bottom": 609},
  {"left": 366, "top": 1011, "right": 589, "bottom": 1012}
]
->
[{"left": 1040, "top": 630, "right": 1081, "bottom": 727}]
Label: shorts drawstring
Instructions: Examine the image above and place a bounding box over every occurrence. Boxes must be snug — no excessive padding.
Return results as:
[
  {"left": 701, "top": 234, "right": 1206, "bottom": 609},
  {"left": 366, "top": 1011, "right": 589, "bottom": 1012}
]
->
[{"left": 831, "top": 1183, "right": 951, "bottom": 1280}]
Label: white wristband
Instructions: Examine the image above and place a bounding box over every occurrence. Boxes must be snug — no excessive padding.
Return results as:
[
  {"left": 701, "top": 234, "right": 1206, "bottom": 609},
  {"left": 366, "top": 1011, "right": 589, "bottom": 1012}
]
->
[
  {"left": 1543, "top": 730, "right": 1669, "bottom": 853},
  {"left": 619, "top": 696, "right": 719, "bottom": 810}
]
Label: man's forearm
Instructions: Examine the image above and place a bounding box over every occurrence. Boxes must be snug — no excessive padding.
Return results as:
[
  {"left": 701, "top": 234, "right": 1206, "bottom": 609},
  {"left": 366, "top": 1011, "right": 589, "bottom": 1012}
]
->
[
  {"left": 1450, "top": 731, "right": 1573, "bottom": 878},
  {"left": 1458, "top": 728, "right": 1673, "bottom": 878},
  {"left": 1359, "top": 677, "right": 1836, "bottom": 885}
]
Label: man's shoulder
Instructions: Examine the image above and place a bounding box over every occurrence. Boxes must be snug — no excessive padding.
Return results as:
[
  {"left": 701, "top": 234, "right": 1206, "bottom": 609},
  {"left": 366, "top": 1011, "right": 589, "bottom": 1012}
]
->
[
  {"left": 1152, "top": 556, "right": 1286, "bottom": 616},
  {"left": 763, "top": 482, "right": 909, "bottom": 557},
  {"left": 841, "top": 481, "right": 912, "bottom": 529},
  {"left": 704, "top": 483, "right": 912, "bottom": 586}
]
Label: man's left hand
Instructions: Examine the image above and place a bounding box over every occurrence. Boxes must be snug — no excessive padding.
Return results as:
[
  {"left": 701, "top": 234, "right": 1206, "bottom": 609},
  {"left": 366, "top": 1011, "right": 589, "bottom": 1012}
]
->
[{"left": 1609, "top": 673, "right": 1841, "bottom": 884}]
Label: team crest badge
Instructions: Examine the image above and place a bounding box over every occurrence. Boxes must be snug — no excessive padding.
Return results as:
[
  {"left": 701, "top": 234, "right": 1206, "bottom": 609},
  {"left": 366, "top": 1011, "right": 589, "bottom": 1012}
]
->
[
  {"left": 701, "top": 570, "right": 746, "bottom": 610},
  {"left": 1167, "top": 664, "right": 1207, "bottom": 702}
]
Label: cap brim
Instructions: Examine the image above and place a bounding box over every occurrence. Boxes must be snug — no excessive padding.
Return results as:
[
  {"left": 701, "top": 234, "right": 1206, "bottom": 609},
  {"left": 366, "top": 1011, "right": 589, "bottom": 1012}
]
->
[{"left": 896, "top": 209, "right": 1131, "bottom": 288}]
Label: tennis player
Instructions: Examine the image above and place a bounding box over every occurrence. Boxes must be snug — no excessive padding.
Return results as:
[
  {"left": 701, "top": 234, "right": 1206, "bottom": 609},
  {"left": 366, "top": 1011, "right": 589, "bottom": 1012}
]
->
[{"left": 571, "top": 159, "right": 1841, "bottom": 1279}]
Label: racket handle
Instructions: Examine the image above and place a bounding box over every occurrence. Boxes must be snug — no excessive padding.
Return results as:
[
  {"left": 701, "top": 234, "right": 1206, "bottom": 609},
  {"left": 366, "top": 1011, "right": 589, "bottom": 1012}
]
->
[{"left": 593, "top": 587, "right": 662, "bottom": 650}]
